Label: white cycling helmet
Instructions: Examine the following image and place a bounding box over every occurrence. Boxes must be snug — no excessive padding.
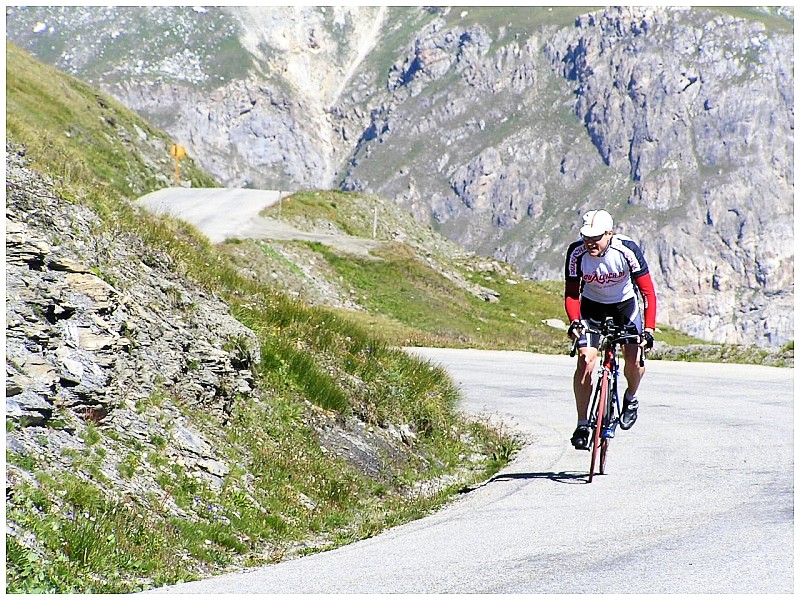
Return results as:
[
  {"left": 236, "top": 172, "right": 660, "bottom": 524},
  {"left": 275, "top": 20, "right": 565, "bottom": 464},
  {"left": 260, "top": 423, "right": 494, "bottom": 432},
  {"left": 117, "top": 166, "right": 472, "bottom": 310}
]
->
[{"left": 580, "top": 209, "right": 614, "bottom": 237}]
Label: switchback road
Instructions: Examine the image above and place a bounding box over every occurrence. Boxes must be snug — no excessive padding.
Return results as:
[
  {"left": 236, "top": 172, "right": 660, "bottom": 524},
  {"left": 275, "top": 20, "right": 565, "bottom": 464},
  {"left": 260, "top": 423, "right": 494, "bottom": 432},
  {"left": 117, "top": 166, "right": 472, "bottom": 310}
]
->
[
  {"left": 136, "top": 187, "right": 379, "bottom": 256},
  {"left": 148, "top": 349, "right": 793, "bottom": 594}
]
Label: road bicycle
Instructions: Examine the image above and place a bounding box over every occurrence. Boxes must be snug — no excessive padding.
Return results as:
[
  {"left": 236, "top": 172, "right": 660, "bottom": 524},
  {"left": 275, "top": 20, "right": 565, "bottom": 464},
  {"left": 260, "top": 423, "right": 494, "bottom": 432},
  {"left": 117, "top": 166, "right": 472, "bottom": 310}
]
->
[{"left": 571, "top": 317, "right": 645, "bottom": 483}]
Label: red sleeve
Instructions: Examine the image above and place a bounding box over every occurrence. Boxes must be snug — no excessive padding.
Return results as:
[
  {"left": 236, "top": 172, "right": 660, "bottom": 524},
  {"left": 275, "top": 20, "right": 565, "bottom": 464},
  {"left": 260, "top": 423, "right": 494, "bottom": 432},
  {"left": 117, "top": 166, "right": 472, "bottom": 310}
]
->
[
  {"left": 634, "top": 273, "right": 657, "bottom": 330},
  {"left": 564, "top": 280, "right": 581, "bottom": 323}
]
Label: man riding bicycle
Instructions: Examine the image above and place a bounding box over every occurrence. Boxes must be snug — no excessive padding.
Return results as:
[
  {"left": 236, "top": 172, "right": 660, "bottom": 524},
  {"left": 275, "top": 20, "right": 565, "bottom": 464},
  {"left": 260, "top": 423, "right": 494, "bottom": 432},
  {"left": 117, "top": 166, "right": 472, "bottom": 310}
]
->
[{"left": 564, "top": 209, "right": 657, "bottom": 450}]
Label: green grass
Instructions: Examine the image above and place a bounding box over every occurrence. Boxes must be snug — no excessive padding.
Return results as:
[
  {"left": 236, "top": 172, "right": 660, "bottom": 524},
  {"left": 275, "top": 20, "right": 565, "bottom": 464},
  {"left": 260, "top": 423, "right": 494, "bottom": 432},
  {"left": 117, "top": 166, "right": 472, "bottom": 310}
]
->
[
  {"left": 717, "top": 6, "right": 794, "bottom": 34},
  {"left": 443, "top": 6, "right": 597, "bottom": 32},
  {"left": 261, "top": 189, "right": 377, "bottom": 237},
  {"left": 313, "top": 241, "right": 565, "bottom": 351},
  {"left": 6, "top": 474, "right": 193, "bottom": 593}
]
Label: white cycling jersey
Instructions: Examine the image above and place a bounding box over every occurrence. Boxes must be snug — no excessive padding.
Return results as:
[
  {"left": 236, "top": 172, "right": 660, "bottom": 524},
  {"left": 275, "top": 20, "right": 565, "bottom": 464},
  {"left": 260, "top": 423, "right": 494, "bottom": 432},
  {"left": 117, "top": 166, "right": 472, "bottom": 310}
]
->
[{"left": 565, "top": 234, "right": 650, "bottom": 305}]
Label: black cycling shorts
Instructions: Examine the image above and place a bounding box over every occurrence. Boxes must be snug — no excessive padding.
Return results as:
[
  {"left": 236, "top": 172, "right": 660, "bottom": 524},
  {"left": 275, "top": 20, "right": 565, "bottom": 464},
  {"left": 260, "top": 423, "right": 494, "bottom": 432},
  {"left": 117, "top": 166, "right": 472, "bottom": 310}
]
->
[{"left": 577, "top": 296, "right": 642, "bottom": 349}]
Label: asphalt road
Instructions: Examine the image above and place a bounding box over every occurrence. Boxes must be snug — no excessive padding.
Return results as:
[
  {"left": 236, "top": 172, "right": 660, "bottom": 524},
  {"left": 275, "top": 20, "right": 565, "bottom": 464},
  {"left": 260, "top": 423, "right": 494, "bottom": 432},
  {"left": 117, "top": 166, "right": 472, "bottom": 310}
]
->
[
  {"left": 146, "top": 349, "right": 793, "bottom": 594},
  {"left": 137, "top": 188, "right": 283, "bottom": 244},
  {"left": 136, "top": 187, "right": 379, "bottom": 256}
]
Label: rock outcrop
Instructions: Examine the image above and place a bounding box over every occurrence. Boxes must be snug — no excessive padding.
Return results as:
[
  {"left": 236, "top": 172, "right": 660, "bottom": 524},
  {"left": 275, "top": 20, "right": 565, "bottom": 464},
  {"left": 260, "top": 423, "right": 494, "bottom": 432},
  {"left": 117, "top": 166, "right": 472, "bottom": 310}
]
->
[{"left": 6, "top": 144, "right": 260, "bottom": 491}]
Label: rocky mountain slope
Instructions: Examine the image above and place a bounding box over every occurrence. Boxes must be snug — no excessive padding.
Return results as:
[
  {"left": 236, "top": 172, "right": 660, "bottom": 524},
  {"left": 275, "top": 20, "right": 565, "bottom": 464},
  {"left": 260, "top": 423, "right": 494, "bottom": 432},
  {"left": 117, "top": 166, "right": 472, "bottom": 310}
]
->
[
  {"left": 6, "top": 138, "right": 508, "bottom": 590},
  {"left": 6, "top": 43, "right": 522, "bottom": 588},
  {"left": 6, "top": 6, "right": 794, "bottom": 347}
]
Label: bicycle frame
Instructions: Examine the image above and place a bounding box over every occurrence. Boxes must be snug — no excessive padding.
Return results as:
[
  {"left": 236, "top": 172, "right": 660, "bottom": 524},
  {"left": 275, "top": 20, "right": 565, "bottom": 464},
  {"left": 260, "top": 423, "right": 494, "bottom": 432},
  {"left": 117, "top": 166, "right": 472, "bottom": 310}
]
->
[{"left": 587, "top": 332, "right": 620, "bottom": 482}]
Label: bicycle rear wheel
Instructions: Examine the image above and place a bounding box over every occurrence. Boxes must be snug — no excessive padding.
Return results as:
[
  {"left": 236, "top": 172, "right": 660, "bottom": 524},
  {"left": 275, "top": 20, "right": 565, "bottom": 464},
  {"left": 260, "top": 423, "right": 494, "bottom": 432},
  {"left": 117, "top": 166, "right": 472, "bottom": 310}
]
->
[{"left": 588, "top": 371, "right": 609, "bottom": 483}]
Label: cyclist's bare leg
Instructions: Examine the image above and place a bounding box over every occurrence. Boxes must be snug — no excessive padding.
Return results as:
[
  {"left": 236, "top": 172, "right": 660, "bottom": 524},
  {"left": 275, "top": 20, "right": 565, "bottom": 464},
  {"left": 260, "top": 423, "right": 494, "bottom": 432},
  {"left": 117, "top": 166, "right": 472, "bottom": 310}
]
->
[
  {"left": 622, "top": 343, "right": 644, "bottom": 397},
  {"left": 574, "top": 347, "right": 597, "bottom": 420}
]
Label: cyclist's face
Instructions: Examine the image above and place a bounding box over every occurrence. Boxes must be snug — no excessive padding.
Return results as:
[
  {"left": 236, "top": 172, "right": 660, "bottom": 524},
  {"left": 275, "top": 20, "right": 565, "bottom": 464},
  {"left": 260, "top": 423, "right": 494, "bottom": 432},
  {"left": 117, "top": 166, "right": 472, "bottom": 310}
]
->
[{"left": 583, "top": 231, "right": 611, "bottom": 255}]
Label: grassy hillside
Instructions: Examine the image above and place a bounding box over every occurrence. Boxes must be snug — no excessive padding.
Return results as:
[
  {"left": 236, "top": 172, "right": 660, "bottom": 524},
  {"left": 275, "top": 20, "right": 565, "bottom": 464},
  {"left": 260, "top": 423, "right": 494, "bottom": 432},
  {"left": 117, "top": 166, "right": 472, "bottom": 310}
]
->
[
  {"left": 243, "top": 189, "right": 704, "bottom": 351},
  {"left": 248, "top": 190, "right": 567, "bottom": 352},
  {"left": 5, "top": 42, "right": 217, "bottom": 196},
  {"left": 5, "top": 42, "right": 518, "bottom": 593}
]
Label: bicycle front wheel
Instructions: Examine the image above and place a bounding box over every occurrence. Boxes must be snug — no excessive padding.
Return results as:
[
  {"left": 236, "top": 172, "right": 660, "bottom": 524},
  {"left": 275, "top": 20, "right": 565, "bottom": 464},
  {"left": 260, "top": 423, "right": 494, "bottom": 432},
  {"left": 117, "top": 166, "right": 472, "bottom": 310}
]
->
[
  {"left": 588, "top": 370, "right": 609, "bottom": 483},
  {"left": 599, "top": 438, "right": 609, "bottom": 475},
  {"left": 599, "top": 378, "right": 615, "bottom": 475}
]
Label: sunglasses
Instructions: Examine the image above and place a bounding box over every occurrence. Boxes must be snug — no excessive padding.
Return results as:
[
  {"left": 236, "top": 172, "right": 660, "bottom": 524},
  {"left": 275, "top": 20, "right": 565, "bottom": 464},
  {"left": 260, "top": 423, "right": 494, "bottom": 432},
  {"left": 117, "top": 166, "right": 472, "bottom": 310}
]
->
[{"left": 582, "top": 233, "right": 606, "bottom": 243}]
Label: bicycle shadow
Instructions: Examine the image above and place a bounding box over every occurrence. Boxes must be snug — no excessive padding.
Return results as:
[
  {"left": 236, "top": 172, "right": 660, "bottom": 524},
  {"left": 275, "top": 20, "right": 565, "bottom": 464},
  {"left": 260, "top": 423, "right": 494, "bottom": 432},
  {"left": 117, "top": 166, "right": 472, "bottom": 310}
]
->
[
  {"left": 488, "top": 471, "right": 589, "bottom": 485},
  {"left": 459, "top": 470, "right": 590, "bottom": 493}
]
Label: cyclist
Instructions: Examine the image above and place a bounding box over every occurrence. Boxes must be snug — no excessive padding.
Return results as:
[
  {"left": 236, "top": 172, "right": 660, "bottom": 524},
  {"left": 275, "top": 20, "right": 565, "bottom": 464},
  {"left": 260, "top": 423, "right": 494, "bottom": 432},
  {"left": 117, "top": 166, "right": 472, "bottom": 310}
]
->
[{"left": 564, "top": 209, "right": 657, "bottom": 450}]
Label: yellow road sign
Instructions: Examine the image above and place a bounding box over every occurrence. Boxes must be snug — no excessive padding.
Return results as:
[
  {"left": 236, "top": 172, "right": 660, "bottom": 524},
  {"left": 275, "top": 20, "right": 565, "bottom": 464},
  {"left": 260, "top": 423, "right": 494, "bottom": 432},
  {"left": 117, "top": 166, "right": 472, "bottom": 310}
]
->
[{"left": 170, "top": 144, "right": 186, "bottom": 185}]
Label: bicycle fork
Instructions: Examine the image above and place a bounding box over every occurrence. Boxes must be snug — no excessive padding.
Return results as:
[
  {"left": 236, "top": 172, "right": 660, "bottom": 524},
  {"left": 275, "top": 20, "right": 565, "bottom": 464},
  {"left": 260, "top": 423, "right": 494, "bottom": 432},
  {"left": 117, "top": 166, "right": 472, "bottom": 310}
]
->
[{"left": 592, "top": 353, "right": 620, "bottom": 441}]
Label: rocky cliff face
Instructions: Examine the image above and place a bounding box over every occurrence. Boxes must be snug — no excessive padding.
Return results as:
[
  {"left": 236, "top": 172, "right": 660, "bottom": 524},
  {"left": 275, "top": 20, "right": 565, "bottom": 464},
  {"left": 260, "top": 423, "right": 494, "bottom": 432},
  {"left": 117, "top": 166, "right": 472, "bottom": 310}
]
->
[
  {"left": 543, "top": 7, "right": 794, "bottom": 346},
  {"left": 6, "top": 6, "right": 793, "bottom": 347},
  {"left": 6, "top": 145, "right": 260, "bottom": 493}
]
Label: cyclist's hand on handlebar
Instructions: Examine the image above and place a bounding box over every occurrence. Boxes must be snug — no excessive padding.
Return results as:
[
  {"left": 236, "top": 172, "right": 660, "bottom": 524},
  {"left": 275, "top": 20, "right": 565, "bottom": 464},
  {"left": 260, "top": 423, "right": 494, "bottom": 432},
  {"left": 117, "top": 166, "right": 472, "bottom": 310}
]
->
[
  {"left": 640, "top": 329, "right": 654, "bottom": 350},
  {"left": 567, "top": 320, "right": 584, "bottom": 340}
]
